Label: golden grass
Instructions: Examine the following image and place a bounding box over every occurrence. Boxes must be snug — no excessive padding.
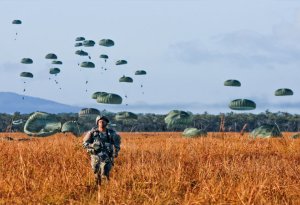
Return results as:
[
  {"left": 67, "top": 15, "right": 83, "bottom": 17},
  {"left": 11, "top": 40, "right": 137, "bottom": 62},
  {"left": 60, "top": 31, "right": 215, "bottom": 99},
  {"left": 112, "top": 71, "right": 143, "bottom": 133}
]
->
[{"left": 0, "top": 132, "right": 300, "bottom": 205}]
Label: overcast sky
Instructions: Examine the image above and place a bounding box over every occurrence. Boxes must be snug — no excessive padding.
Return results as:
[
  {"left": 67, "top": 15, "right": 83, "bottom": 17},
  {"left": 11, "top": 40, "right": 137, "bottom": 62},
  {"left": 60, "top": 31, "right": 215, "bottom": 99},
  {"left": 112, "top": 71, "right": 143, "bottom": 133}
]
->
[{"left": 0, "top": 0, "right": 299, "bottom": 114}]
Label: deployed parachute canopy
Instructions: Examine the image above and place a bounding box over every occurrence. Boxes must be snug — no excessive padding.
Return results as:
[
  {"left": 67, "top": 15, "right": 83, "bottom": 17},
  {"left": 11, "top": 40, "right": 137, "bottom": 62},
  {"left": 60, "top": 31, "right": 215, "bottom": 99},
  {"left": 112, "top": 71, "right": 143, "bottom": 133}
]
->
[
  {"left": 61, "top": 121, "right": 83, "bottom": 137},
  {"left": 135, "top": 70, "right": 147, "bottom": 75},
  {"left": 45, "top": 53, "right": 57, "bottom": 60},
  {"left": 80, "top": 61, "right": 95, "bottom": 68},
  {"left": 96, "top": 93, "right": 123, "bottom": 104},
  {"left": 24, "top": 112, "right": 61, "bottom": 137},
  {"left": 224, "top": 79, "right": 241, "bottom": 87},
  {"left": 182, "top": 128, "right": 207, "bottom": 138},
  {"left": 92, "top": 91, "right": 108, "bottom": 99},
  {"left": 83, "top": 40, "right": 95, "bottom": 47},
  {"left": 21, "top": 58, "right": 33, "bottom": 64},
  {"left": 164, "top": 110, "right": 193, "bottom": 128},
  {"left": 275, "top": 88, "right": 293, "bottom": 96},
  {"left": 75, "top": 37, "right": 85, "bottom": 41},
  {"left": 119, "top": 76, "right": 133, "bottom": 83},
  {"left": 52, "top": 60, "right": 63, "bottom": 65},
  {"left": 79, "top": 108, "right": 100, "bottom": 118},
  {"left": 115, "top": 111, "right": 138, "bottom": 121},
  {"left": 229, "top": 99, "right": 256, "bottom": 111},
  {"left": 99, "top": 39, "right": 114, "bottom": 47},
  {"left": 12, "top": 19, "right": 22, "bottom": 24},
  {"left": 75, "top": 42, "right": 83, "bottom": 47},
  {"left": 75, "top": 50, "right": 89, "bottom": 56},
  {"left": 49, "top": 68, "right": 60, "bottom": 75},
  {"left": 20, "top": 72, "right": 33, "bottom": 78},
  {"left": 116, "top": 60, "right": 127, "bottom": 65},
  {"left": 250, "top": 124, "right": 282, "bottom": 138}
]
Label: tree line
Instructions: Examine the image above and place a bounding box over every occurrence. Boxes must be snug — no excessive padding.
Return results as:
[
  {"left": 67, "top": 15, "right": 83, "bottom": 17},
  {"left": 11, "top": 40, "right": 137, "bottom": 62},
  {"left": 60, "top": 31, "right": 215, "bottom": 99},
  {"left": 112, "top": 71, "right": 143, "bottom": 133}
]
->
[{"left": 1, "top": 110, "right": 299, "bottom": 133}]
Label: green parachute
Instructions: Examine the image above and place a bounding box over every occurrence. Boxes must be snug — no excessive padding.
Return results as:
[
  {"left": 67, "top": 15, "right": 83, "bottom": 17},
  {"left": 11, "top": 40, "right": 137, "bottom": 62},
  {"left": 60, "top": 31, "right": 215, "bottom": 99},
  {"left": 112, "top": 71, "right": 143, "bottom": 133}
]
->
[
  {"left": 250, "top": 124, "right": 282, "bottom": 138},
  {"left": 78, "top": 108, "right": 100, "bottom": 118},
  {"left": 182, "top": 128, "right": 207, "bottom": 138},
  {"left": 275, "top": 88, "right": 293, "bottom": 96},
  {"left": 164, "top": 110, "right": 193, "bottom": 129},
  {"left": 83, "top": 40, "right": 95, "bottom": 47},
  {"left": 75, "top": 50, "right": 89, "bottom": 56},
  {"left": 99, "top": 39, "right": 114, "bottom": 47},
  {"left": 75, "top": 37, "right": 85, "bottom": 41},
  {"left": 49, "top": 68, "right": 60, "bottom": 75},
  {"left": 224, "top": 79, "right": 241, "bottom": 87},
  {"left": 229, "top": 99, "right": 256, "bottom": 111},
  {"left": 119, "top": 76, "right": 133, "bottom": 83},
  {"left": 12, "top": 19, "right": 22, "bottom": 24},
  {"left": 115, "top": 111, "right": 138, "bottom": 121},
  {"left": 96, "top": 93, "right": 123, "bottom": 104},
  {"left": 135, "top": 70, "right": 147, "bottom": 75},
  {"left": 61, "top": 121, "right": 84, "bottom": 137},
  {"left": 45, "top": 53, "right": 57, "bottom": 60},
  {"left": 91, "top": 91, "right": 108, "bottom": 99},
  {"left": 24, "top": 112, "right": 61, "bottom": 137},
  {"left": 21, "top": 58, "right": 33, "bottom": 64},
  {"left": 116, "top": 60, "right": 127, "bottom": 65},
  {"left": 290, "top": 133, "right": 300, "bottom": 139},
  {"left": 75, "top": 42, "right": 83, "bottom": 47},
  {"left": 20, "top": 72, "right": 33, "bottom": 78},
  {"left": 99, "top": 54, "right": 109, "bottom": 63},
  {"left": 80, "top": 61, "right": 95, "bottom": 68},
  {"left": 52, "top": 60, "right": 63, "bottom": 65},
  {"left": 135, "top": 70, "right": 147, "bottom": 94}
]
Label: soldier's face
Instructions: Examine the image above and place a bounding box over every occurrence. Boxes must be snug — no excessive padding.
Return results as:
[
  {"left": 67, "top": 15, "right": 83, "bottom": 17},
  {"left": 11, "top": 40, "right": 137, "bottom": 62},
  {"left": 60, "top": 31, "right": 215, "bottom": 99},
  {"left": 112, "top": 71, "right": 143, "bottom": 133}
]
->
[{"left": 98, "top": 120, "right": 107, "bottom": 128}]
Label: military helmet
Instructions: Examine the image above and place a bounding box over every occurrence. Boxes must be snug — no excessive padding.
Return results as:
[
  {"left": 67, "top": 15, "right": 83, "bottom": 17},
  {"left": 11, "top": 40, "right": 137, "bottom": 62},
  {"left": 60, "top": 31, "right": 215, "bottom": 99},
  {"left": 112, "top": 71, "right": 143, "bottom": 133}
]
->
[{"left": 96, "top": 115, "right": 110, "bottom": 125}]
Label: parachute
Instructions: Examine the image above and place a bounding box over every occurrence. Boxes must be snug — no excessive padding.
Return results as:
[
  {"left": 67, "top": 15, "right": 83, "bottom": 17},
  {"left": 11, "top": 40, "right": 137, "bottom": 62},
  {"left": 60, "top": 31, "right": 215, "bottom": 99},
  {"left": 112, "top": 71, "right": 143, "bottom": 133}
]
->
[
  {"left": 135, "top": 70, "right": 147, "bottom": 94},
  {"left": 20, "top": 72, "right": 33, "bottom": 78},
  {"left": 45, "top": 53, "right": 57, "bottom": 60},
  {"left": 99, "top": 39, "right": 115, "bottom": 47},
  {"left": 21, "top": 58, "right": 33, "bottom": 64},
  {"left": 75, "top": 50, "right": 89, "bottom": 56},
  {"left": 80, "top": 61, "right": 95, "bottom": 68},
  {"left": 119, "top": 76, "right": 133, "bottom": 83},
  {"left": 96, "top": 93, "right": 123, "bottom": 104},
  {"left": 75, "top": 37, "right": 85, "bottom": 41},
  {"left": 24, "top": 112, "right": 61, "bottom": 137},
  {"left": 135, "top": 70, "right": 147, "bottom": 75},
  {"left": 250, "top": 124, "right": 282, "bottom": 138},
  {"left": 182, "top": 128, "right": 207, "bottom": 138},
  {"left": 224, "top": 79, "right": 241, "bottom": 87},
  {"left": 12, "top": 20, "right": 22, "bottom": 40},
  {"left": 116, "top": 60, "right": 127, "bottom": 65},
  {"left": 61, "top": 121, "right": 84, "bottom": 137},
  {"left": 99, "top": 54, "right": 109, "bottom": 63},
  {"left": 115, "top": 111, "right": 138, "bottom": 121},
  {"left": 78, "top": 108, "right": 100, "bottom": 118},
  {"left": 49, "top": 68, "right": 60, "bottom": 75},
  {"left": 164, "top": 110, "right": 193, "bottom": 129},
  {"left": 275, "top": 88, "right": 293, "bottom": 96},
  {"left": 290, "top": 133, "right": 300, "bottom": 139},
  {"left": 75, "top": 42, "right": 83, "bottom": 47},
  {"left": 83, "top": 40, "right": 95, "bottom": 47},
  {"left": 12, "top": 19, "right": 22, "bottom": 24},
  {"left": 52, "top": 60, "right": 63, "bottom": 65},
  {"left": 91, "top": 91, "right": 108, "bottom": 99},
  {"left": 229, "top": 99, "right": 256, "bottom": 111},
  {"left": 12, "top": 119, "right": 24, "bottom": 125}
]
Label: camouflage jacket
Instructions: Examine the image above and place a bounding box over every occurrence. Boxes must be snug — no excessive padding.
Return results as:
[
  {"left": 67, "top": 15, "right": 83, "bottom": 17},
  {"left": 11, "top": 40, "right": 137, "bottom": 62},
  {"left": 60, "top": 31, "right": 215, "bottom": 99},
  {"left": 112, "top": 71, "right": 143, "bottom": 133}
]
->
[{"left": 83, "top": 127, "right": 121, "bottom": 156}]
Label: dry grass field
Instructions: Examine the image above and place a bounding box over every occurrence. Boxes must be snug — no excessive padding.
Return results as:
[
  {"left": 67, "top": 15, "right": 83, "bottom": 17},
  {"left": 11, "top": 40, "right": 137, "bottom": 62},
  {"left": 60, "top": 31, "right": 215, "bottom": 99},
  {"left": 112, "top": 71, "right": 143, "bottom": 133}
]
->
[{"left": 0, "top": 132, "right": 300, "bottom": 205}]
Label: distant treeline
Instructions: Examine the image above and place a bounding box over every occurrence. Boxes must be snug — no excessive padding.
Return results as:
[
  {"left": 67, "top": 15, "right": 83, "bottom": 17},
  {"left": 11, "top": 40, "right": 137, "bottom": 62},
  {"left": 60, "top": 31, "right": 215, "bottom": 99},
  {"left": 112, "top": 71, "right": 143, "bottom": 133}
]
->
[{"left": 1, "top": 110, "right": 299, "bottom": 133}]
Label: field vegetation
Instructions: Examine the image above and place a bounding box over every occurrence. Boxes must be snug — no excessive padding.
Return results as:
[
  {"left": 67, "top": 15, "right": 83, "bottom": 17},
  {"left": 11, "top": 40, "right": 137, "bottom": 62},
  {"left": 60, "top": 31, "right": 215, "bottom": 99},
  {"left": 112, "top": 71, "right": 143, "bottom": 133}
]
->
[{"left": 0, "top": 132, "right": 300, "bottom": 204}]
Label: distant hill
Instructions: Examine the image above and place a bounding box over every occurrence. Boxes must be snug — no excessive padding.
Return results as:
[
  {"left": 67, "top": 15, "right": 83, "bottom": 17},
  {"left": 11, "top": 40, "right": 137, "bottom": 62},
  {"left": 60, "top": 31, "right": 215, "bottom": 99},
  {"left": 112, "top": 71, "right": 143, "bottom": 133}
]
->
[{"left": 0, "top": 92, "right": 81, "bottom": 114}]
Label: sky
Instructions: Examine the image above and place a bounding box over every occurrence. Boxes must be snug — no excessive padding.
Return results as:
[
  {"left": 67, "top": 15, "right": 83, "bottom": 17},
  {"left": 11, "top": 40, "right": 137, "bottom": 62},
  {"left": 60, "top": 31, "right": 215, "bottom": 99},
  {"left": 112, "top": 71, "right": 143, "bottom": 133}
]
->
[{"left": 0, "top": 0, "right": 300, "bottom": 114}]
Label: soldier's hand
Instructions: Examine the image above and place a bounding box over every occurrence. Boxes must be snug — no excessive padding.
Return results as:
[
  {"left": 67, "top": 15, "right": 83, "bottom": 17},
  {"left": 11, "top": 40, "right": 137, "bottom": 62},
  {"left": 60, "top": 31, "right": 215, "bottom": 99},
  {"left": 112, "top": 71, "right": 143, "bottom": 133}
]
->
[
  {"left": 113, "top": 152, "right": 118, "bottom": 158},
  {"left": 87, "top": 148, "right": 95, "bottom": 155}
]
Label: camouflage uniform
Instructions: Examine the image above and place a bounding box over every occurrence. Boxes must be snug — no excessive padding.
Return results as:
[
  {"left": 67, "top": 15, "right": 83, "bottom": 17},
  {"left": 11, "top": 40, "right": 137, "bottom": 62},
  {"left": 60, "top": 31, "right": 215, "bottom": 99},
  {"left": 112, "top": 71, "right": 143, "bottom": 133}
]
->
[{"left": 83, "top": 127, "right": 121, "bottom": 180}]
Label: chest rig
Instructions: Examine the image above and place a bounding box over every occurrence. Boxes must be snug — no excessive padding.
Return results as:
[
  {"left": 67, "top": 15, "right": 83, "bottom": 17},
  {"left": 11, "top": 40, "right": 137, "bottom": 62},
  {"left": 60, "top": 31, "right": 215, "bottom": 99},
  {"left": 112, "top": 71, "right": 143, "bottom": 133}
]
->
[{"left": 91, "top": 129, "right": 114, "bottom": 155}]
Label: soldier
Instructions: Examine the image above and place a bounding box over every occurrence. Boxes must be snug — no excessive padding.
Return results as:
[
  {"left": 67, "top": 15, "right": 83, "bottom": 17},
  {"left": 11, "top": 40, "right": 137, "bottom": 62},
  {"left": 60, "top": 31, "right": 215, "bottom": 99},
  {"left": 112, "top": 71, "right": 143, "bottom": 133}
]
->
[{"left": 82, "top": 115, "right": 121, "bottom": 184}]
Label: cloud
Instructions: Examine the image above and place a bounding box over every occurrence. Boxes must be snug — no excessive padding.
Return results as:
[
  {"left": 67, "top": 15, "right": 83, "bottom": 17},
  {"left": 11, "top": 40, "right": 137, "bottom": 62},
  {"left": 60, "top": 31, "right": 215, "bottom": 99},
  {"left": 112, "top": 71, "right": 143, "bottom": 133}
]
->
[{"left": 169, "top": 14, "right": 300, "bottom": 68}]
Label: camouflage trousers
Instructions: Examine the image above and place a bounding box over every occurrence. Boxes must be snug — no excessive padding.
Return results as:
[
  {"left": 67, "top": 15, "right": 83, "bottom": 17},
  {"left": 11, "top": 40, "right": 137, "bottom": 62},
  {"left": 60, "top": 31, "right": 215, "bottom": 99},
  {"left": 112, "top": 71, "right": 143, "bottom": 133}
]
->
[{"left": 90, "top": 152, "right": 112, "bottom": 179}]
